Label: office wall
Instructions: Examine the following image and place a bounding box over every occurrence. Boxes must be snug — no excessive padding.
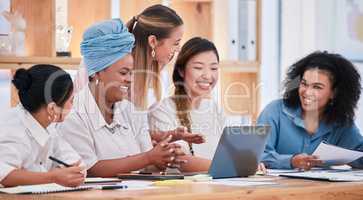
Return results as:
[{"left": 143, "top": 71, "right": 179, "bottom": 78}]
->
[{"left": 259, "top": 0, "right": 280, "bottom": 109}]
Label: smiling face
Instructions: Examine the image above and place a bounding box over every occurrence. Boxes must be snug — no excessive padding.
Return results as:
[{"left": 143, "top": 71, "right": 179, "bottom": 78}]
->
[
  {"left": 182, "top": 51, "right": 219, "bottom": 99},
  {"left": 298, "top": 69, "right": 334, "bottom": 114},
  {"left": 97, "top": 54, "right": 134, "bottom": 103},
  {"left": 154, "top": 25, "right": 184, "bottom": 68}
]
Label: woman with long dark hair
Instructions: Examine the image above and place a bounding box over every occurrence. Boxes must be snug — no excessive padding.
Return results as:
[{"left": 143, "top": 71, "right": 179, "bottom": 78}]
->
[{"left": 149, "top": 37, "right": 224, "bottom": 171}]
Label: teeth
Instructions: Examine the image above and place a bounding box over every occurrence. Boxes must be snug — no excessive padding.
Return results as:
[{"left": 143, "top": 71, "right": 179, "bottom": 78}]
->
[
  {"left": 198, "top": 82, "right": 211, "bottom": 87},
  {"left": 120, "top": 86, "right": 128, "bottom": 92},
  {"left": 303, "top": 98, "right": 313, "bottom": 104}
]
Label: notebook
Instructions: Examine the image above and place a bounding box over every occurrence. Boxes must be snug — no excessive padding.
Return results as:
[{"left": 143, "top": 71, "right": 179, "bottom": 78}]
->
[{"left": 0, "top": 183, "right": 93, "bottom": 194}]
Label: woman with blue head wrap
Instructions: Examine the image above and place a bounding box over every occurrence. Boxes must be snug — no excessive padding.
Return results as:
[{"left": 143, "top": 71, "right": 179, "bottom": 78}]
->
[{"left": 59, "top": 19, "right": 185, "bottom": 177}]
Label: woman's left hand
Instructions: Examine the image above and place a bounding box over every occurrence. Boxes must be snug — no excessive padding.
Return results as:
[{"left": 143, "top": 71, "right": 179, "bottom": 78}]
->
[{"left": 175, "top": 127, "right": 205, "bottom": 144}]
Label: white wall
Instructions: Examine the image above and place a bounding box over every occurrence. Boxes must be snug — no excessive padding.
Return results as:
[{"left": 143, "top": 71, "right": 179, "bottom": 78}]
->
[{"left": 259, "top": 0, "right": 281, "bottom": 109}]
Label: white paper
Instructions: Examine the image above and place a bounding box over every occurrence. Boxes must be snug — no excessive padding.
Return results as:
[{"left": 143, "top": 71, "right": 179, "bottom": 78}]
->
[
  {"left": 267, "top": 169, "right": 300, "bottom": 176},
  {"left": 85, "top": 177, "right": 121, "bottom": 183},
  {"left": 213, "top": 177, "right": 276, "bottom": 182},
  {"left": 280, "top": 171, "right": 363, "bottom": 182},
  {"left": 210, "top": 178, "right": 276, "bottom": 187},
  {"left": 119, "top": 180, "right": 156, "bottom": 190},
  {"left": 313, "top": 142, "right": 363, "bottom": 166},
  {"left": 210, "top": 181, "right": 276, "bottom": 187}
]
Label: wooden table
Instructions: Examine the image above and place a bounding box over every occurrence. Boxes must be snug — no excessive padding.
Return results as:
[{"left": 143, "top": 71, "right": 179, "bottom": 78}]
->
[{"left": 0, "top": 176, "right": 362, "bottom": 200}]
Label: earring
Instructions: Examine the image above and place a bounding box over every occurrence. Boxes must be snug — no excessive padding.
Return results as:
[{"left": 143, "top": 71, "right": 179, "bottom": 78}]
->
[{"left": 151, "top": 48, "right": 156, "bottom": 59}]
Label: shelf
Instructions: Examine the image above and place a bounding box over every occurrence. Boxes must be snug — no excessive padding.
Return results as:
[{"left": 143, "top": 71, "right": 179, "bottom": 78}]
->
[{"left": 0, "top": 57, "right": 81, "bottom": 70}]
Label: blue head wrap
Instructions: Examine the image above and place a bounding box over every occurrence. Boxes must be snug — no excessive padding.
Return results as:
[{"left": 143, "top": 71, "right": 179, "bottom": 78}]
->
[{"left": 80, "top": 19, "right": 135, "bottom": 76}]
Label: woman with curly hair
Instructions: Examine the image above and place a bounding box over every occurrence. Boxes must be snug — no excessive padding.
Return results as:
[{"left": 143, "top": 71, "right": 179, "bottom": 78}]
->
[{"left": 257, "top": 51, "right": 363, "bottom": 170}]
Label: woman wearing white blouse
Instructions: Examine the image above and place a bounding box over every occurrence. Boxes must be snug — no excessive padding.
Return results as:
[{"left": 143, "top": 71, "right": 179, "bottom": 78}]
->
[
  {"left": 149, "top": 37, "right": 226, "bottom": 172},
  {"left": 0, "top": 64, "right": 84, "bottom": 187},
  {"left": 59, "top": 19, "right": 186, "bottom": 177}
]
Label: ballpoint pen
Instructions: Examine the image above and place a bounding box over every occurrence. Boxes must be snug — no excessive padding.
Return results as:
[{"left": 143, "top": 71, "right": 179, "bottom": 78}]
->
[{"left": 49, "top": 156, "right": 71, "bottom": 167}]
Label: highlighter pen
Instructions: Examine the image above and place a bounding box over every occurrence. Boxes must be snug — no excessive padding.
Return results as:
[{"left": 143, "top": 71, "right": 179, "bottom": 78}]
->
[{"left": 49, "top": 156, "right": 71, "bottom": 167}]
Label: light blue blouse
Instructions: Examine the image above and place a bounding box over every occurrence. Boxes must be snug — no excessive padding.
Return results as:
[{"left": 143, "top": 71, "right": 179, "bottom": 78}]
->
[{"left": 257, "top": 99, "right": 363, "bottom": 169}]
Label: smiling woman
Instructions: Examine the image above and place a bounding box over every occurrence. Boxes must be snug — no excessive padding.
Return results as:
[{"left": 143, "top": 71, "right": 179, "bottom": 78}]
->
[
  {"left": 148, "top": 37, "right": 225, "bottom": 172},
  {"left": 59, "top": 19, "right": 185, "bottom": 177},
  {"left": 126, "top": 4, "right": 184, "bottom": 109},
  {"left": 258, "top": 51, "right": 363, "bottom": 171}
]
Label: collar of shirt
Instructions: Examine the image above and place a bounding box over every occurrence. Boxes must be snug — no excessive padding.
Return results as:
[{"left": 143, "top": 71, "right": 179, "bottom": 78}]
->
[
  {"left": 78, "top": 86, "right": 123, "bottom": 131},
  {"left": 281, "top": 102, "right": 333, "bottom": 140},
  {"left": 16, "top": 105, "right": 50, "bottom": 147}
]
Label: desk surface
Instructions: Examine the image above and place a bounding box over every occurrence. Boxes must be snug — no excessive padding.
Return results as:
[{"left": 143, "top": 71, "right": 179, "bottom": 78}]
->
[{"left": 1, "top": 176, "right": 362, "bottom": 200}]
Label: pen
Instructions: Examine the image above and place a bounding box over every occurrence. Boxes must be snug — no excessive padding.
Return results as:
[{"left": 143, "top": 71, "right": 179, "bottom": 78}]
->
[
  {"left": 49, "top": 156, "right": 71, "bottom": 167},
  {"left": 98, "top": 185, "right": 128, "bottom": 190}
]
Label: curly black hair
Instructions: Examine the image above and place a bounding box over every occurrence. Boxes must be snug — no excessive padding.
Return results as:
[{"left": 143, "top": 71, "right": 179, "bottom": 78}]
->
[{"left": 283, "top": 51, "right": 361, "bottom": 126}]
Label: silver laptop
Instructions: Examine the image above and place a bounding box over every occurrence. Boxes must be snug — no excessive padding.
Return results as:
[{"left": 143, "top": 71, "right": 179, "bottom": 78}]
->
[{"left": 207, "top": 125, "right": 270, "bottom": 178}]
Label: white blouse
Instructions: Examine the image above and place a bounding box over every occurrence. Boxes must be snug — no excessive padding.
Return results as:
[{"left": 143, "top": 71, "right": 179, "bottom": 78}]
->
[
  {"left": 148, "top": 97, "right": 226, "bottom": 160},
  {"left": 0, "top": 105, "right": 81, "bottom": 183},
  {"left": 58, "top": 86, "right": 153, "bottom": 170}
]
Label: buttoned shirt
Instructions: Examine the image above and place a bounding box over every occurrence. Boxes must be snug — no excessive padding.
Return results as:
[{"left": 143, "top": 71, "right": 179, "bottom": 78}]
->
[
  {"left": 59, "top": 86, "right": 153, "bottom": 170},
  {"left": 257, "top": 99, "right": 363, "bottom": 169},
  {"left": 0, "top": 105, "right": 81, "bottom": 183}
]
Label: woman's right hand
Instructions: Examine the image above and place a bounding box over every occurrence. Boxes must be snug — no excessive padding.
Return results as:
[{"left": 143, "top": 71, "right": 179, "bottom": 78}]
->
[
  {"left": 146, "top": 135, "right": 186, "bottom": 169},
  {"left": 291, "top": 153, "right": 323, "bottom": 171},
  {"left": 49, "top": 161, "right": 85, "bottom": 187}
]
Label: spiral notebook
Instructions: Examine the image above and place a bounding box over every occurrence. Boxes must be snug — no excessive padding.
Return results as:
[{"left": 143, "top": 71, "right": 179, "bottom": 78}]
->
[{"left": 0, "top": 183, "right": 93, "bottom": 194}]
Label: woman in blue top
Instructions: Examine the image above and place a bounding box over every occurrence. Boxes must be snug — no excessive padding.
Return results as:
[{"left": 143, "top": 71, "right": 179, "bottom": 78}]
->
[{"left": 258, "top": 51, "right": 363, "bottom": 170}]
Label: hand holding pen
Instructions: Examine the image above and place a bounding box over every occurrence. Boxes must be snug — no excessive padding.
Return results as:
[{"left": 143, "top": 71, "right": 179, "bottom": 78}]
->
[{"left": 48, "top": 157, "right": 86, "bottom": 187}]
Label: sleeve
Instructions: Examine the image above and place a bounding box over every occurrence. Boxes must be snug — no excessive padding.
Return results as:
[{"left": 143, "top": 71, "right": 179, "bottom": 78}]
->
[
  {"left": 0, "top": 131, "right": 30, "bottom": 182},
  {"left": 53, "top": 131, "right": 82, "bottom": 166},
  {"left": 134, "top": 112, "right": 153, "bottom": 153},
  {"left": 57, "top": 113, "right": 98, "bottom": 170},
  {"left": 148, "top": 100, "right": 190, "bottom": 154},
  {"left": 148, "top": 101, "right": 179, "bottom": 132},
  {"left": 257, "top": 101, "right": 294, "bottom": 169},
  {"left": 336, "top": 124, "right": 363, "bottom": 169}
]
